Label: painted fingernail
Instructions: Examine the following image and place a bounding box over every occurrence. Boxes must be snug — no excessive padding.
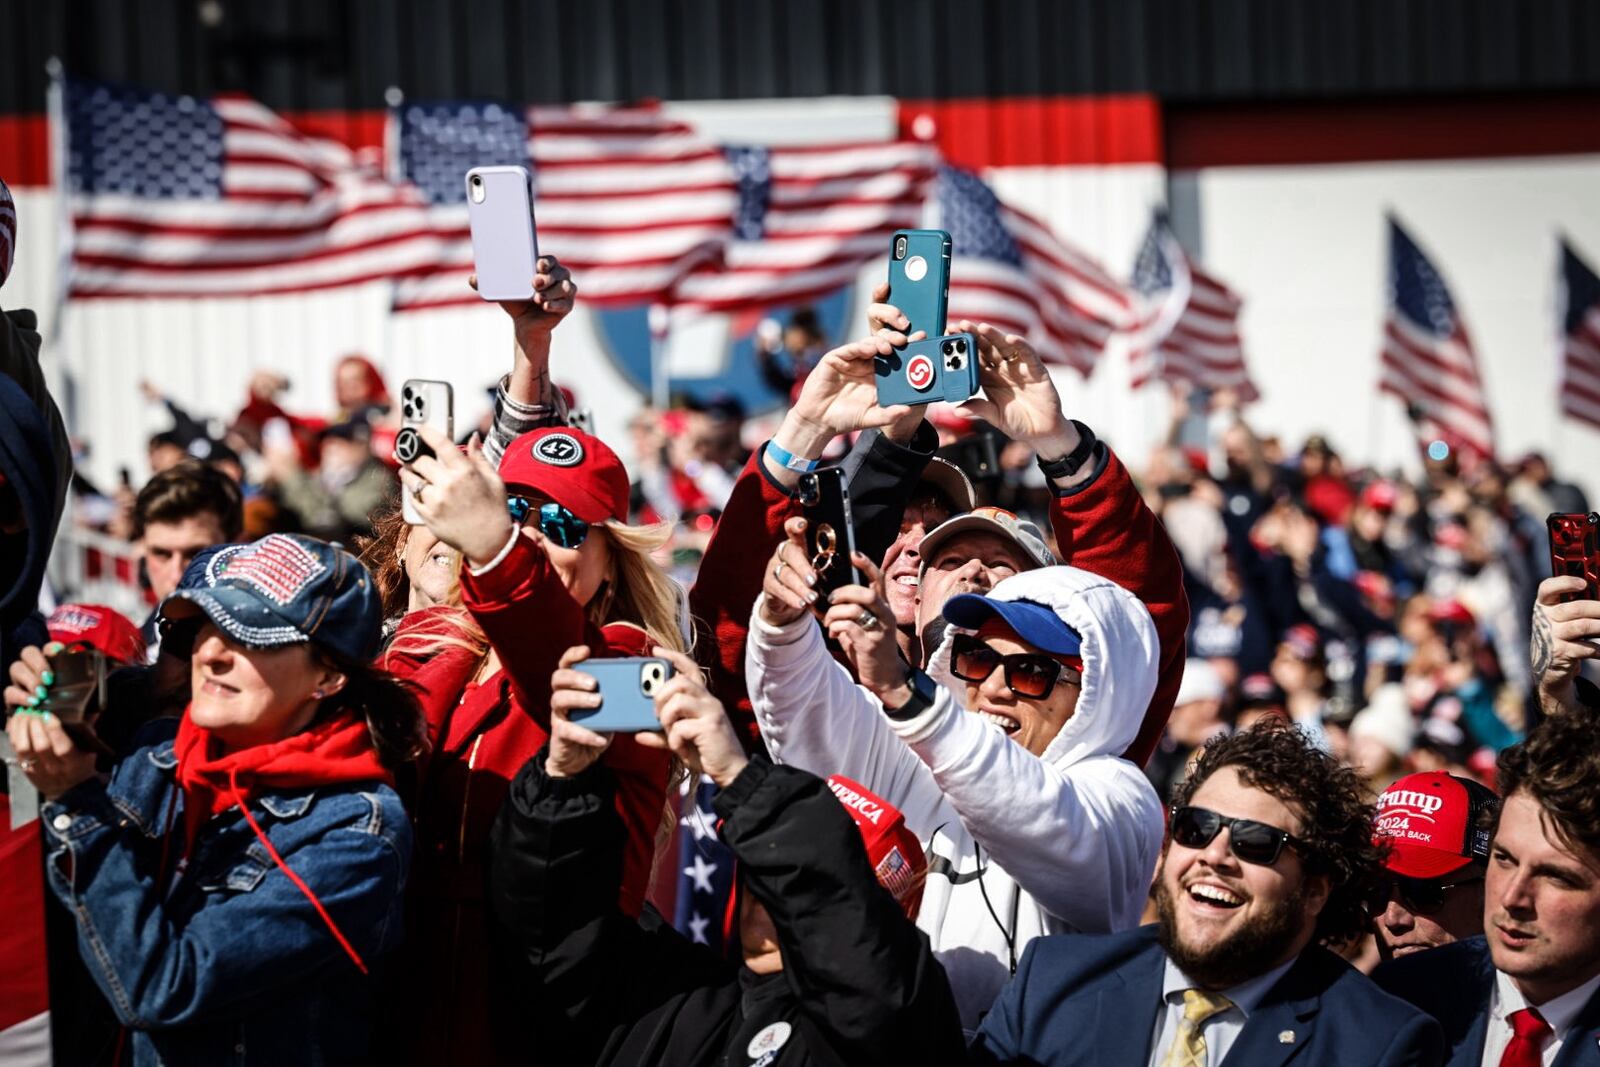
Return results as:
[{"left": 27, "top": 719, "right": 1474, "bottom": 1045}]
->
[
  {"left": 27, "top": 696, "right": 41, "bottom": 708},
  {"left": 806, "top": 591, "right": 818, "bottom": 604},
  {"left": 41, "top": 712, "right": 54, "bottom": 723},
  {"left": 41, "top": 671, "right": 54, "bottom": 687},
  {"left": 806, "top": 573, "right": 817, "bottom": 586},
  {"left": 35, "top": 685, "right": 48, "bottom": 699},
  {"left": 44, "top": 642, "right": 64, "bottom": 655}
]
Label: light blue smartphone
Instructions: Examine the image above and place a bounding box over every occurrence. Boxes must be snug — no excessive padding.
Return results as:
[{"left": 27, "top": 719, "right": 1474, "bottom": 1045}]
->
[
  {"left": 887, "top": 228, "right": 952, "bottom": 340},
  {"left": 571, "top": 657, "right": 674, "bottom": 733},
  {"left": 465, "top": 165, "right": 539, "bottom": 301}
]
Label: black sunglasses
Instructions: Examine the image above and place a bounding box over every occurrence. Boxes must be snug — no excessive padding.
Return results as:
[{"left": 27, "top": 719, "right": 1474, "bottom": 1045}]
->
[
  {"left": 506, "top": 496, "right": 590, "bottom": 549},
  {"left": 1169, "top": 805, "right": 1306, "bottom": 867},
  {"left": 949, "top": 634, "right": 1080, "bottom": 701},
  {"left": 1371, "top": 871, "right": 1484, "bottom": 916}
]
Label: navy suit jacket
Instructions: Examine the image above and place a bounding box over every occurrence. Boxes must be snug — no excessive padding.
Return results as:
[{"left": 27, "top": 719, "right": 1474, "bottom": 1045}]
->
[
  {"left": 1374, "top": 937, "right": 1600, "bottom": 1067},
  {"left": 969, "top": 925, "right": 1444, "bottom": 1065}
]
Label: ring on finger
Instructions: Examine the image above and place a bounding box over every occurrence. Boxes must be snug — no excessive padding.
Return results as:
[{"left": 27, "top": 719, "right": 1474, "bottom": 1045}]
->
[
  {"left": 410, "top": 481, "right": 426, "bottom": 501},
  {"left": 856, "top": 609, "right": 880, "bottom": 631},
  {"left": 19, "top": 757, "right": 36, "bottom": 770},
  {"left": 773, "top": 559, "right": 787, "bottom": 581}
]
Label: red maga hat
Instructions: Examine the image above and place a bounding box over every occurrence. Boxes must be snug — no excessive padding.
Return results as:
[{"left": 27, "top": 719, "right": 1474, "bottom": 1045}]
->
[
  {"left": 1373, "top": 771, "right": 1498, "bottom": 879},
  {"left": 46, "top": 603, "right": 147, "bottom": 666}
]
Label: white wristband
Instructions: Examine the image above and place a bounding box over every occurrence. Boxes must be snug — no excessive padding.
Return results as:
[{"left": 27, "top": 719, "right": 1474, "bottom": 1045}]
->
[{"left": 469, "top": 524, "right": 522, "bottom": 576}]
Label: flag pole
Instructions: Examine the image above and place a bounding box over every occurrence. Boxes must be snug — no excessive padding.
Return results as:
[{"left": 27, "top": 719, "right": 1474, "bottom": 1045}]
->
[
  {"left": 380, "top": 86, "right": 404, "bottom": 368},
  {"left": 44, "top": 58, "right": 72, "bottom": 353},
  {"left": 649, "top": 303, "right": 670, "bottom": 409}
]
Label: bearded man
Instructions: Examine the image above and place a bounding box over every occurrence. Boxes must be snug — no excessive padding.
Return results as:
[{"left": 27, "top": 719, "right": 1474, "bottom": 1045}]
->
[{"left": 969, "top": 721, "right": 1444, "bottom": 1066}]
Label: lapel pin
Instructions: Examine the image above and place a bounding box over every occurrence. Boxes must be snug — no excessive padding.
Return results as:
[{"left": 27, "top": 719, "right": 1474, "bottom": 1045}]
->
[{"left": 1278, "top": 1030, "right": 1296, "bottom": 1044}]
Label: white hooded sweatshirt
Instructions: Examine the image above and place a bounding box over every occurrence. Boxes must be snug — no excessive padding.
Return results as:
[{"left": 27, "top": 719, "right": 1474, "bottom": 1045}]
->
[{"left": 746, "top": 565, "right": 1165, "bottom": 1029}]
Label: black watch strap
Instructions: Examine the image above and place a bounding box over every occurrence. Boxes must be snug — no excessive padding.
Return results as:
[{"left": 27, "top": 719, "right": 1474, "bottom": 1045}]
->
[
  {"left": 1037, "top": 420, "right": 1097, "bottom": 479},
  {"left": 883, "top": 668, "right": 939, "bottom": 721}
]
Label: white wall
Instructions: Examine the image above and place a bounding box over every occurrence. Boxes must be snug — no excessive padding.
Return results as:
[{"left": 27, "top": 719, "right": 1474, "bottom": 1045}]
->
[{"left": 1181, "top": 154, "right": 1600, "bottom": 500}]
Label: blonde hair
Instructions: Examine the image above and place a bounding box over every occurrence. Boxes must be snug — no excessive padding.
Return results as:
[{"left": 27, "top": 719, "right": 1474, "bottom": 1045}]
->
[{"left": 384, "top": 520, "right": 687, "bottom": 668}]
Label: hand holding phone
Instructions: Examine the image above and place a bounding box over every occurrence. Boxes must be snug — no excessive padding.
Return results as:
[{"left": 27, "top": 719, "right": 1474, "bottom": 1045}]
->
[
  {"left": 398, "top": 380, "right": 454, "bottom": 525},
  {"left": 875, "top": 331, "right": 980, "bottom": 407},
  {"left": 571, "top": 657, "right": 674, "bottom": 733},
  {"left": 798, "top": 468, "right": 861, "bottom": 606}
]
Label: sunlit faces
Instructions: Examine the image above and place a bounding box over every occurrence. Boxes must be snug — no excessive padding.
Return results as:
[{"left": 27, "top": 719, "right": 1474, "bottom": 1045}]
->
[
  {"left": 142, "top": 512, "right": 228, "bottom": 601},
  {"left": 881, "top": 500, "right": 953, "bottom": 627},
  {"left": 399, "top": 524, "right": 458, "bottom": 611},
  {"left": 956, "top": 633, "right": 1080, "bottom": 757},
  {"left": 1484, "top": 791, "right": 1600, "bottom": 1004},
  {"left": 187, "top": 621, "right": 343, "bottom": 752},
  {"left": 514, "top": 491, "right": 612, "bottom": 607},
  {"left": 914, "top": 532, "right": 1033, "bottom": 637},
  {"left": 1155, "top": 766, "right": 1329, "bottom": 989}
]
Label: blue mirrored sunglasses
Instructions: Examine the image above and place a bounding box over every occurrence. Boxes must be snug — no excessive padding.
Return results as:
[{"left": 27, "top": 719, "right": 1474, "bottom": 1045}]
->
[{"left": 506, "top": 496, "right": 590, "bottom": 549}]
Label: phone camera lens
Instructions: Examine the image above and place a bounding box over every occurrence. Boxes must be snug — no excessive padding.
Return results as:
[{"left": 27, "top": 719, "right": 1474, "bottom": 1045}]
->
[
  {"left": 470, "top": 175, "right": 482, "bottom": 186},
  {"left": 943, "top": 341, "right": 954, "bottom": 355},
  {"left": 894, "top": 236, "right": 908, "bottom": 260},
  {"left": 955, "top": 339, "right": 967, "bottom": 353},
  {"left": 948, "top": 354, "right": 963, "bottom": 370}
]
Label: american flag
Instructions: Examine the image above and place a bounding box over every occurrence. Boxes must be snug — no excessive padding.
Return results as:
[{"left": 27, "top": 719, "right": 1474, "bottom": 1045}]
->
[
  {"left": 391, "top": 101, "right": 738, "bottom": 311},
  {"left": 1129, "top": 212, "right": 1258, "bottom": 401},
  {"left": 63, "top": 79, "right": 441, "bottom": 297},
  {"left": 941, "top": 165, "right": 1134, "bottom": 376},
  {"left": 661, "top": 140, "right": 937, "bottom": 317},
  {"left": 1559, "top": 238, "right": 1600, "bottom": 431},
  {"left": 1379, "top": 217, "right": 1495, "bottom": 459},
  {"left": 673, "top": 777, "right": 736, "bottom": 952}
]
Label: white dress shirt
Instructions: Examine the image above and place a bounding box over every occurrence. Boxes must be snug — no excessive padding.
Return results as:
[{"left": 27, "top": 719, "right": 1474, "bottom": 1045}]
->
[
  {"left": 1148, "top": 955, "right": 1299, "bottom": 1066},
  {"left": 1480, "top": 969, "right": 1600, "bottom": 1067}
]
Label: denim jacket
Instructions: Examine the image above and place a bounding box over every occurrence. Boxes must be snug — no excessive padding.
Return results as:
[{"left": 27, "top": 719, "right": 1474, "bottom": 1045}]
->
[{"left": 40, "top": 719, "right": 411, "bottom": 1066}]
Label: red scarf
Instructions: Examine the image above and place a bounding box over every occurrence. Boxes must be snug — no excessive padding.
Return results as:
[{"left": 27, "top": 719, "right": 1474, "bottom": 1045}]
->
[{"left": 169, "top": 706, "right": 393, "bottom": 973}]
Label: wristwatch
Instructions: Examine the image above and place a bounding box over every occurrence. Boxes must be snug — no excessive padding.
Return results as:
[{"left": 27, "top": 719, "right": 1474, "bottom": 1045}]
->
[
  {"left": 882, "top": 667, "right": 940, "bottom": 721},
  {"left": 1036, "top": 420, "right": 1097, "bottom": 480}
]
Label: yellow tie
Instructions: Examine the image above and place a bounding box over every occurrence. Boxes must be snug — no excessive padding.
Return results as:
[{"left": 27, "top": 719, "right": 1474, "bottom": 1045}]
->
[{"left": 1159, "top": 989, "right": 1235, "bottom": 1067}]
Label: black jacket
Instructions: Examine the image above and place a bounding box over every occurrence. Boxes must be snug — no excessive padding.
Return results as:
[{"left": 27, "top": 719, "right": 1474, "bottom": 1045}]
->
[{"left": 487, "top": 754, "right": 962, "bottom": 1066}]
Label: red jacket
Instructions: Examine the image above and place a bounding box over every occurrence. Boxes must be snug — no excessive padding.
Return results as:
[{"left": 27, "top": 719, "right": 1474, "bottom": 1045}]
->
[
  {"left": 381, "top": 534, "right": 670, "bottom": 1065},
  {"left": 1047, "top": 447, "right": 1190, "bottom": 768}
]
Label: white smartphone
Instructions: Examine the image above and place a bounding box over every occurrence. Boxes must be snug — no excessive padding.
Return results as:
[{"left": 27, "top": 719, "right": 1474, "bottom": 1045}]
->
[
  {"left": 398, "top": 379, "right": 454, "bottom": 526},
  {"left": 466, "top": 165, "right": 539, "bottom": 302}
]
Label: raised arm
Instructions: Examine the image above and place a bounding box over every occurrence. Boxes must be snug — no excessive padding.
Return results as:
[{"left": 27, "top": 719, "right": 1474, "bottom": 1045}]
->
[
  {"left": 477, "top": 256, "right": 577, "bottom": 467},
  {"left": 955, "top": 322, "right": 1189, "bottom": 767}
]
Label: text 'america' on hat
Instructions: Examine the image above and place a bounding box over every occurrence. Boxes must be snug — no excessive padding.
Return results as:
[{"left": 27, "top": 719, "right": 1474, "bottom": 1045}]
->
[
  {"left": 1373, "top": 771, "right": 1499, "bottom": 879},
  {"left": 498, "top": 426, "right": 629, "bottom": 525},
  {"left": 826, "top": 775, "right": 927, "bottom": 919},
  {"left": 158, "top": 533, "right": 382, "bottom": 664},
  {"left": 916, "top": 506, "right": 1055, "bottom": 576}
]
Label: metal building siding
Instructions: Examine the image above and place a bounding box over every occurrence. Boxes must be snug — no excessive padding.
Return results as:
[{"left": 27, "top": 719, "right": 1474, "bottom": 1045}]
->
[{"left": 3, "top": 0, "right": 1600, "bottom": 116}]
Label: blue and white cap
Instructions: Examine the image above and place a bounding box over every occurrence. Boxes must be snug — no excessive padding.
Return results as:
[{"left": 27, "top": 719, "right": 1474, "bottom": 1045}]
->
[{"left": 159, "top": 533, "right": 382, "bottom": 663}]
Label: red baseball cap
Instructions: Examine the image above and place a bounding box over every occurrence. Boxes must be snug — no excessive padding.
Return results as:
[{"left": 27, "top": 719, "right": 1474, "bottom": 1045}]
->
[
  {"left": 1360, "top": 480, "right": 1399, "bottom": 512},
  {"left": 497, "top": 427, "right": 630, "bottom": 524},
  {"left": 46, "top": 603, "right": 147, "bottom": 666},
  {"left": 1373, "top": 771, "right": 1499, "bottom": 879},
  {"left": 827, "top": 775, "right": 927, "bottom": 919}
]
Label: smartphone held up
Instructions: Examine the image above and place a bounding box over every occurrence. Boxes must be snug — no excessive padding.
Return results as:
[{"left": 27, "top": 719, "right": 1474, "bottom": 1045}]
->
[
  {"left": 466, "top": 165, "right": 539, "bottom": 302},
  {"left": 1547, "top": 511, "right": 1600, "bottom": 602},
  {"left": 875, "top": 228, "right": 979, "bottom": 408},
  {"left": 571, "top": 657, "right": 675, "bottom": 733}
]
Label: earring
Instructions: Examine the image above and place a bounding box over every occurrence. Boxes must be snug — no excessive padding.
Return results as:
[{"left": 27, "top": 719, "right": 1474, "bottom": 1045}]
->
[{"left": 311, "top": 688, "right": 326, "bottom": 701}]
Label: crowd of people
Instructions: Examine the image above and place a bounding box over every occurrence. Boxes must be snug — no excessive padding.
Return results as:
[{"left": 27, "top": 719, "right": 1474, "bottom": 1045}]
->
[{"left": 2, "top": 167, "right": 1599, "bottom": 1065}]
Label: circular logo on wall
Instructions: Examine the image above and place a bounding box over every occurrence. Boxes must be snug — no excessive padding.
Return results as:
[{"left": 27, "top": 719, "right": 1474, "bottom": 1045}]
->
[
  {"left": 533, "top": 433, "right": 584, "bottom": 467},
  {"left": 905, "top": 354, "right": 936, "bottom": 392}
]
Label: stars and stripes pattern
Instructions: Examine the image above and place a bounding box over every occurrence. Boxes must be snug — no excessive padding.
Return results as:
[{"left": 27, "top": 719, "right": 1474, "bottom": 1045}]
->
[
  {"left": 1129, "top": 212, "right": 1258, "bottom": 401},
  {"left": 1558, "top": 238, "right": 1600, "bottom": 431},
  {"left": 673, "top": 777, "right": 736, "bottom": 953},
  {"left": 940, "top": 165, "right": 1134, "bottom": 376},
  {"left": 391, "top": 101, "right": 738, "bottom": 310},
  {"left": 658, "top": 140, "right": 937, "bottom": 318},
  {"left": 1378, "top": 217, "right": 1495, "bottom": 459},
  {"left": 63, "top": 79, "right": 442, "bottom": 298}
]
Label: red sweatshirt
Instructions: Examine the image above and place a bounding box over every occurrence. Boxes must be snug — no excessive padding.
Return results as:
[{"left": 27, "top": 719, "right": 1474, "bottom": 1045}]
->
[
  {"left": 1047, "top": 447, "right": 1190, "bottom": 768},
  {"left": 382, "top": 534, "right": 669, "bottom": 1066}
]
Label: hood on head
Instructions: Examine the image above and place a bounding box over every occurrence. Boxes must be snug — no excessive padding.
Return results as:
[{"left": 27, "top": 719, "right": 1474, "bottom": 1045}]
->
[
  {"left": 0, "top": 371, "right": 61, "bottom": 632},
  {"left": 927, "top": 565, "right": 1159, "bottom": 769}
]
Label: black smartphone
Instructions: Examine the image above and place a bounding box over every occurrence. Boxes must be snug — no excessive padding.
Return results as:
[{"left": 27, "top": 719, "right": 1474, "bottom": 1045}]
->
[
  {"left": 797, "top": 468, "right": 861, "bottom": 606},
  {"left": 38, "top": 647, "right": 113, "bottom": 754}
]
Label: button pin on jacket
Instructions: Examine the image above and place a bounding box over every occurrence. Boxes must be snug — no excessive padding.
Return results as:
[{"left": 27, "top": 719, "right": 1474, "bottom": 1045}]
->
[{"left": 1278, "top": 1030, "right": 1296, "bottom": 1044}]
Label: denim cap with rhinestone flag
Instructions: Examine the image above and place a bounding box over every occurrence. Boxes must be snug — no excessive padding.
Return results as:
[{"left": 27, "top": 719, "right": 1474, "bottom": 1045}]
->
[
  {"left": 498, "top": 426, "right": 629, "bottom": 525},
  {"left": 915, "top": 506, "right": 1055, "bottom": 577},
  {"left": 158, "top": 534, "right": 383, "bottom": 664},
  {"left": 1373, "top": 771, "right": 1499, "bottom": 879}
]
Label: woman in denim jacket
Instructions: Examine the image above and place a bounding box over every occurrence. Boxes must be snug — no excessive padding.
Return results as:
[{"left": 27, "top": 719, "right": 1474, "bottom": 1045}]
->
[{"left": 6, "top": 534, "right": 425, "bottom": 1066}]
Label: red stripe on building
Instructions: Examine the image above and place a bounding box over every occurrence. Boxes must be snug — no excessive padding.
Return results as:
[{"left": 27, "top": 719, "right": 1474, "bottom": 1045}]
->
[{"left": 897, "top": 95, "right": 1164, "bottom": 169}]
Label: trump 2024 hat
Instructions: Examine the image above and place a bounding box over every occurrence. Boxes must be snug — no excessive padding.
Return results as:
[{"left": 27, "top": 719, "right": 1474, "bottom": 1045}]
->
[
  {"left": 159, "top": 534, "right": 383, "bottom": 663},
  {"left": 498, "top": 427, "right": 629, "bottom": 525},
  {"left": 46, "top": 603, "right": 147, "bottom": 666},
  {"left": 1373, "top": 771, "right": 1499, "bottom": 879}
]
